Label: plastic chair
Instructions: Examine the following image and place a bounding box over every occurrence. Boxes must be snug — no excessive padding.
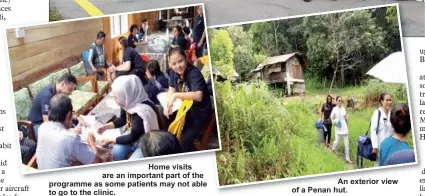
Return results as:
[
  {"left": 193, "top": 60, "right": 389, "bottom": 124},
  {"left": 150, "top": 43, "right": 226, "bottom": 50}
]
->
[
  {"left": 82, "top": 51, "right": 90, "bottom": 70},
  {"left": 82, "top": 50, "right": 102, "bottom": 80},
  {"left": 187, "top": 43, "right": 196, "bottom": 64},
  {"left": 168, "top": 100, "right": 193, "bottom": 141},
  {"left": 140, "top": 54, "right": 150, "bottom": 63}
]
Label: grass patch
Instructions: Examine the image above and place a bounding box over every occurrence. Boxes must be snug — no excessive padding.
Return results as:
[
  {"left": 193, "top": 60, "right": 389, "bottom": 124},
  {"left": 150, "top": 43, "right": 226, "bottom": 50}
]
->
[
  {"left": 215, "top": 80, "right": 413, "bottom": 186},
  {"left": 49, "top": 6, "right": 63, "bottom": 22},
  {"left": 215, "top": 82, "right": 347, "bottom": 186}
]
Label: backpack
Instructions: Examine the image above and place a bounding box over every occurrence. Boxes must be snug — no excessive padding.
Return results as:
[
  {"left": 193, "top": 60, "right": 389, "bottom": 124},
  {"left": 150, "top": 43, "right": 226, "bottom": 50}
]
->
[{"left": 356, "top": 110, "right": 381, "bottom": 168}]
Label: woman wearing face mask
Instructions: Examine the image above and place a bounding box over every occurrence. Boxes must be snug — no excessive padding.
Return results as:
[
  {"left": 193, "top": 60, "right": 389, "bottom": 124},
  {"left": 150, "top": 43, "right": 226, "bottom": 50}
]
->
[
  {"left": 97, "top": 75, "right": 159, "bottom": 161},
  {"left": 164, "top": 46, "right": 212, "bottom": 152},
  {"left": 370, "top": 93, "right": 394, "bottom": 166},
  {"left": 330, "top": 96, "right": 352, "bottom": 164}
]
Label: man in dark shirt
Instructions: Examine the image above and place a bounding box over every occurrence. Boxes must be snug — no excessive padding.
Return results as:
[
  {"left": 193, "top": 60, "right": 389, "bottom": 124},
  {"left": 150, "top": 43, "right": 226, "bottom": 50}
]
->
[
  {"left": 28, "top": 73, "right": 77, "bottom": 141},
  {"left": 193, "top": 6, "right": 206, "bottom": 58}
]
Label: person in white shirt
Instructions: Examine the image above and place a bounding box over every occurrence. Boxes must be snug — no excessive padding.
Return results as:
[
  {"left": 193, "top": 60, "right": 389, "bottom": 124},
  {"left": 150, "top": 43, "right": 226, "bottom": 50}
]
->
[
  {"left": 370, "top": 93, "right": 394, "bottom": 166},
  {"left": 330, "top": 96, "right": 352, "bottom": 164}
]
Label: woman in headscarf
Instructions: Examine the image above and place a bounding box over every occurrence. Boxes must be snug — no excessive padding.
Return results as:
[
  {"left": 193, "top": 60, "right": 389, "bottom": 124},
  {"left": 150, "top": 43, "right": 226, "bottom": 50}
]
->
[
  {"left": 97, "top": 75, "right": 159, "bottom": 161},
  {"left": 164, "top": 46, "right": 212, "bottom": 152}
]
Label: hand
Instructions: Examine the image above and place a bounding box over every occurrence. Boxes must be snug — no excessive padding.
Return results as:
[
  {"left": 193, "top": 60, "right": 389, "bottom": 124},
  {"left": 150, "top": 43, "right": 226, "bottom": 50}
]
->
[
  {"left": 77, "top": 116, "right": 88, "bottom": 128},
  {"left": 97, "top": 125, "right": 106, "bottom": 134},
  {"left": 163, "top": 106, "right": 171, "bottom": 119},
  {"left": 107, "top": 66, "right": 116, "bottom": 73},
  {"left": 372, "top": 148, "right": 378, "bottom": 155},
  {"left": 100, "top": 139, "right": 113, "bottom": 147},
  {"left": 19, "top": 131, "right": 23, "bottom": 141},
  {"left": 87, "top": 132, "right": 96, "bottom": 147},
  {"left": 197, "top": 41, "right": 203, "bottom": 48},
  {"left": 165, "top": 94, "right": 176, "bottom": 118}
]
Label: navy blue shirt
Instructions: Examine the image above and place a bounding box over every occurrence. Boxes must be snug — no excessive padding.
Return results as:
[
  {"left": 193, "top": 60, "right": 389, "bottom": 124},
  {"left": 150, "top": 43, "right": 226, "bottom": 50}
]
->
[
  {"left": 128, "top": 34, "right": 138, "bottom": 49},
  {"left": 144, "top": 79, "right": 160, "bottom": 105},
  {"left": 156, "top": 73, "right": 169, "bottom": 89},
  {"left": 123, "top": 47, "right": 145, "bottom": 73},
  {"left": 172, "top": 35, "right": 188, "bottom": 50},
  {"left": 193, "top": 15, "right": 205, "bottom": 44},
  {"left": 28, "top": 84, "right": 56, "bottom": 125},
  {"left": 168, "top": 64, "right": 211, "bottom": 115}
]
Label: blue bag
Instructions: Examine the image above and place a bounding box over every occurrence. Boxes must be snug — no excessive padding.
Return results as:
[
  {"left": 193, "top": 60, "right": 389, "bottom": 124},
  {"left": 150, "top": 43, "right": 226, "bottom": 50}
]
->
[{"left": 356, "top": 110, "right": 381, "bottom": 168}]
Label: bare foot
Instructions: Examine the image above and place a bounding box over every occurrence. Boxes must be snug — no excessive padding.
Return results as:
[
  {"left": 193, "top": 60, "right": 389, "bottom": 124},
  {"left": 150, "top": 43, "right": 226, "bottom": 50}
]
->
[{"left": 346, "top": 160, "right": 353, "bottom": 164}]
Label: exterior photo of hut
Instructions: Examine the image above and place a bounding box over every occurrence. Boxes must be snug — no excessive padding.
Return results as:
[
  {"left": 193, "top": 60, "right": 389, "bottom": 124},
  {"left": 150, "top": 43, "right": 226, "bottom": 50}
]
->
[{"left": 251, "top": 52, "right": 307, "bottom": 96}]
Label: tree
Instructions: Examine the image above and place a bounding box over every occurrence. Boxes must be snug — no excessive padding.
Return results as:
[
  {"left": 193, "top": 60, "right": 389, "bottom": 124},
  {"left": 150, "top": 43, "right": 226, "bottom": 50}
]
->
[
  {"left": 302, "top": 10, "right": 386, "bottom": 92},
  {"left": 210, "top": 29, "right": 236, "bottom": 78},
  {"left": 248, "top": 21, "right": 292, "bottom": 56}
]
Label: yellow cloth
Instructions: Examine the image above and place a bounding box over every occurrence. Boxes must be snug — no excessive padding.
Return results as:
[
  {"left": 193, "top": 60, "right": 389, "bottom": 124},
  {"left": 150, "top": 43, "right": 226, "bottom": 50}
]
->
[
  {"left": 168, "top": 100, "right": 193, "bottom": 141},
  {"left": 200, "top": 55, "right": 209, "bottom": 65}
]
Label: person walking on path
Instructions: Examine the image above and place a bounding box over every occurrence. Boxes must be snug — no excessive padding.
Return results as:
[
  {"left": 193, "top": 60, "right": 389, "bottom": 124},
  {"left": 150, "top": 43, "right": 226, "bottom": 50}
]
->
[{"left": 330, "top": 96, "right": 352, "bottom": 164}]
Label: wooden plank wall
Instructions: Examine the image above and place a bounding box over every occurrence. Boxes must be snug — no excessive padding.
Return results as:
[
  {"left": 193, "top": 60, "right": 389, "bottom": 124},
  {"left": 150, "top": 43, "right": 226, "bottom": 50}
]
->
[{"left": 8, "top": 18, "right": 104, "bottom": 82}]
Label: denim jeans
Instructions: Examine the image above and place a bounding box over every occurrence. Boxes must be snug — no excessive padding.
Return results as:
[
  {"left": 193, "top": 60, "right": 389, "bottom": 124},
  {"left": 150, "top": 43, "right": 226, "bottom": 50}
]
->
[
  {"left": 33, "top": 123, "right": 41, "bottom": 142},
  {"left": 112, "top": 144, "right": 144, "bottom": 161}
]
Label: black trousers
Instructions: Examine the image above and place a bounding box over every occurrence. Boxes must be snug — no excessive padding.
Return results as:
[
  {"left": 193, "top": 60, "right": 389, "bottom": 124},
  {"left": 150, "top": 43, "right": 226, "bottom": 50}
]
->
[
  {"left": 323, "top": 123, "right": 332, "bottom": 144},
  {"left": 168, "top": 108, "right": 212, "bottom": 152}
]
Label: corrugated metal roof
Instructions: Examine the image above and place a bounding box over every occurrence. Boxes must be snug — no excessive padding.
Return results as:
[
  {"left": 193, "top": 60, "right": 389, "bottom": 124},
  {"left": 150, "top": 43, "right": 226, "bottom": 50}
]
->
[
  {"left": 251, "top": 52, "right": 306, "bottom": 73},
  {"left": 265, "top": 52, "right": 299, "bottom": 65}
]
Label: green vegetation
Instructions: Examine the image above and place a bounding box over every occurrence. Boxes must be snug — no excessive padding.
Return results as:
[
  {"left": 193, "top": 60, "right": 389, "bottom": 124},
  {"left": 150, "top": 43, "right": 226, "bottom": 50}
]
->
[
  {"left": 216, "top": 81, "right": 411, "bottom": 186},
  {"left": 211, "top": 6, "right": 412, "bottom": 186},
  {"left": 49, "top": 7, "right": 63, "bottom": 22}
]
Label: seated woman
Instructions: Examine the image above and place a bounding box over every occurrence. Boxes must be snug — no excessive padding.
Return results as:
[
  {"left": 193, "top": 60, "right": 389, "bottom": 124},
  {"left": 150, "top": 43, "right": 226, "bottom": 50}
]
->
[
  {"left": 128, "top": 24, "right": 147, "bottom": 48},
  {"left": 18, "top": 126, "right": 37, "bottom": 165},
  {"left": 98, "top": 75, "right": 159, "bottom": 161},
  {"left": 146, "top": 60, "right": 169, "bottom": 91},
  {"left": 139, "top": 130, "right": 183, "bottom": 157},
  {"left": 107, "top": 37, "right": 146, "bottom": 84},
  {"left": 164, "top": 46, "right": 212, "bottom": 152},
  {"left": 171, "top": 25, "right": 189, "bottom": 50}
]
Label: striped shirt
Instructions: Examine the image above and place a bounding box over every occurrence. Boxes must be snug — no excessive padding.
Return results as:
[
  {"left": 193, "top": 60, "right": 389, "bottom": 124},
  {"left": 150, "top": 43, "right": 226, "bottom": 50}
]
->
[{"left": 36, "top": 121, "right": 95, "bottom": 170}]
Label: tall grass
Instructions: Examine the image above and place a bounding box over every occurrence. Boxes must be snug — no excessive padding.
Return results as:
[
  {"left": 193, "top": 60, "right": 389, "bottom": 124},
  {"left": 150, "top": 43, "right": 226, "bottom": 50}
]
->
[
  {"left": 215, "top": 82, "right": 346, "bottom": 186},
  {"left": 215, "top": 80, "right": 413, "bottom": 186}
]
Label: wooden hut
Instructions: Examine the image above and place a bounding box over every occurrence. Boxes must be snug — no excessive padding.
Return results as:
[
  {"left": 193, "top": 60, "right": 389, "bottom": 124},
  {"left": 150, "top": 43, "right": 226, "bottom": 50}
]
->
[{"left": 251, "top": 52, "right": 307, "bottom": 96}]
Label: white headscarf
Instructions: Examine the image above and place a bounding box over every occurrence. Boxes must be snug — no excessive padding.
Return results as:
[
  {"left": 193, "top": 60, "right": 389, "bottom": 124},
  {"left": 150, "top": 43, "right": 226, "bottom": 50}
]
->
[{"left": 111, "top": 75, "right": 159, "bottom": 133}]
